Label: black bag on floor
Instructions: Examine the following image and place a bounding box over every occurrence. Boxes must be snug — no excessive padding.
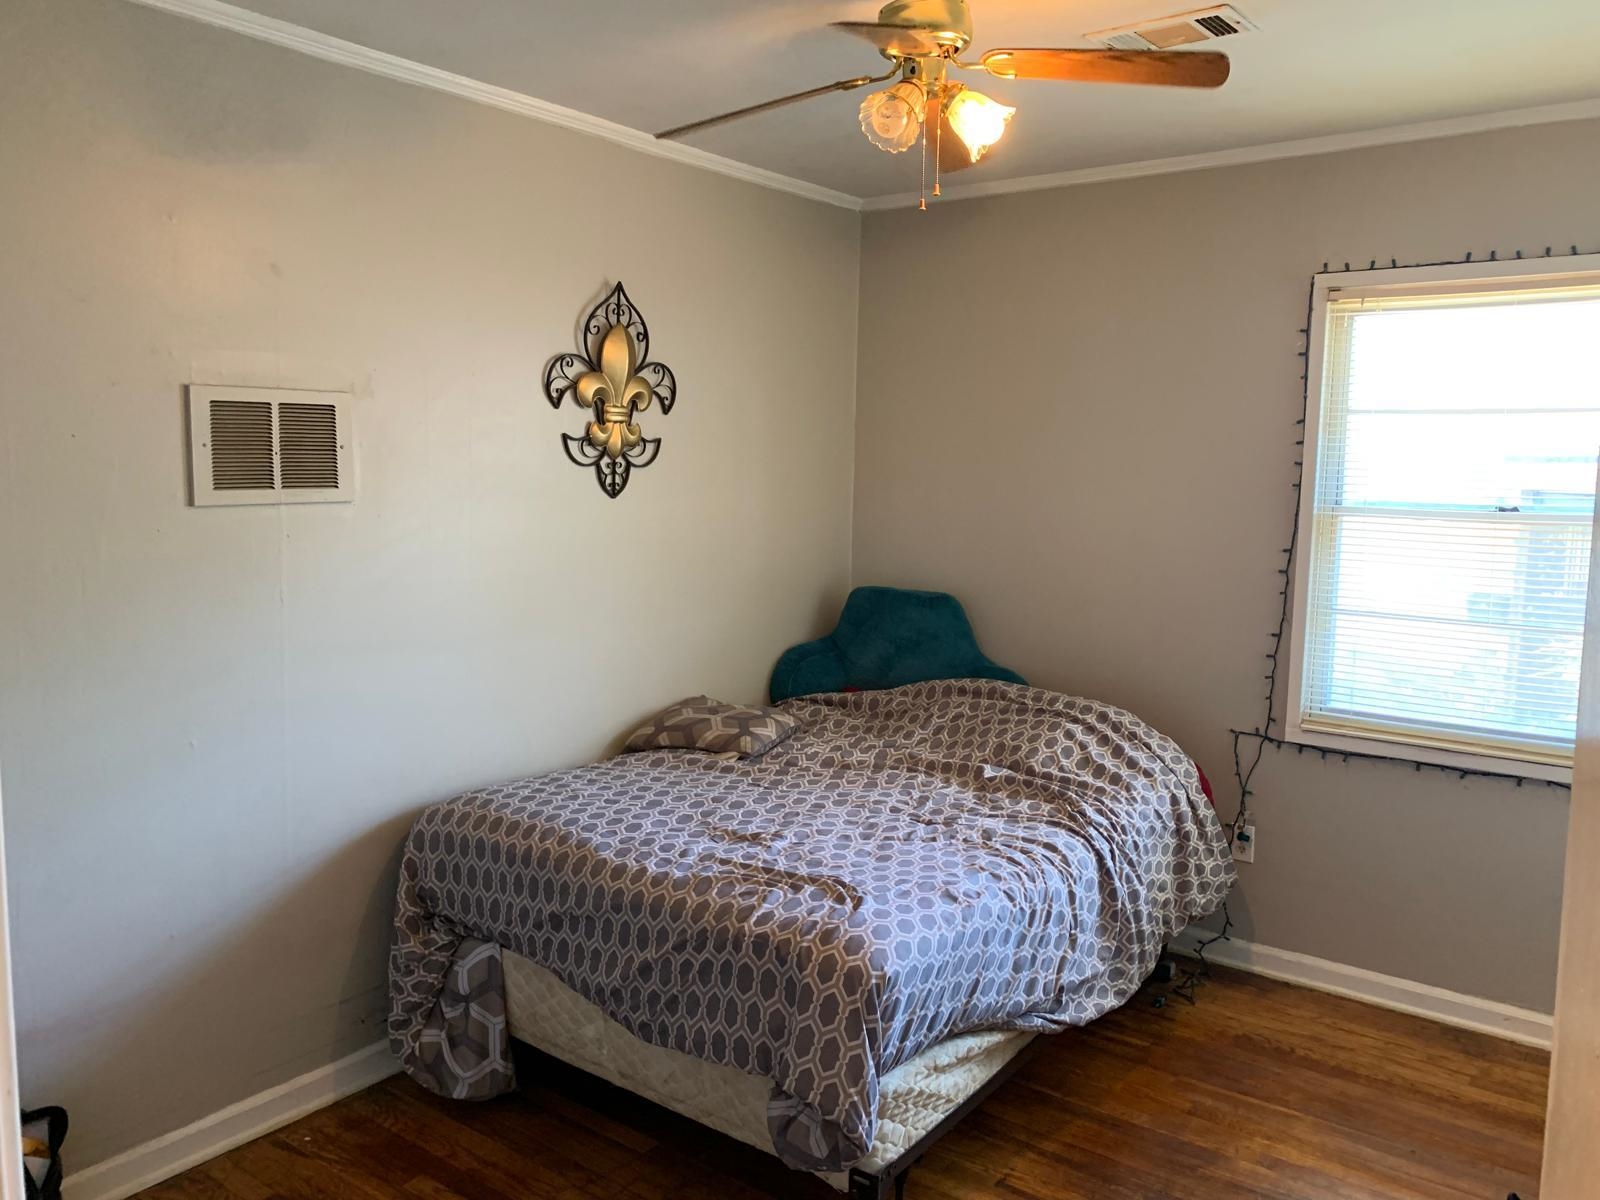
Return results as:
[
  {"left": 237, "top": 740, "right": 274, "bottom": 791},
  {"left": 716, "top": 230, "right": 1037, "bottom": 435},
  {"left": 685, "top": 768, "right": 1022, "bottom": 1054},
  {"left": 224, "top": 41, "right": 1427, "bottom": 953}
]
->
[{"left": 20, "top": 1106, "right": 67, "bottom": 1200}]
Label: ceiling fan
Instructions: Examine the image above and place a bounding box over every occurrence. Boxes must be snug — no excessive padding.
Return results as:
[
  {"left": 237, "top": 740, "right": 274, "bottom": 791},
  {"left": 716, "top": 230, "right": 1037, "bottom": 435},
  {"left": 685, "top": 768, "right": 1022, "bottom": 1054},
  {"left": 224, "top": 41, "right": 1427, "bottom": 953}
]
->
[{"left": 656, "top": 0, "right": 1230, "bottom": 203}]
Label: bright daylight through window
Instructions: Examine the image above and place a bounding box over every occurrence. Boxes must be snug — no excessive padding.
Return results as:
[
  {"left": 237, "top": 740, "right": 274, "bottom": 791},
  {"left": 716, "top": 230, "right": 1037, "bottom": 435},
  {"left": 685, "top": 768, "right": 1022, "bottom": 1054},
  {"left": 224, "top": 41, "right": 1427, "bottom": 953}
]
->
[{"left": 1289, "top": 258, "right": 1600, "bottom": 780}]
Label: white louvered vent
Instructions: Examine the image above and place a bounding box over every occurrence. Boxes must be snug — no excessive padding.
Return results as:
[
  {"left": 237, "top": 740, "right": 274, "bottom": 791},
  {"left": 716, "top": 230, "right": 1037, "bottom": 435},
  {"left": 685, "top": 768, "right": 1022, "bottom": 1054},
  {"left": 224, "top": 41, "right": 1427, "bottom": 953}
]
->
[
  {"left": 188, "top": 385, "right": 356, "bottom": 507},
  {"left": 277, "top": 401, "right": 341, "bottom": 489},
  {"left": 1088, "top": 5, "right": 1258, "bottom": 51}
]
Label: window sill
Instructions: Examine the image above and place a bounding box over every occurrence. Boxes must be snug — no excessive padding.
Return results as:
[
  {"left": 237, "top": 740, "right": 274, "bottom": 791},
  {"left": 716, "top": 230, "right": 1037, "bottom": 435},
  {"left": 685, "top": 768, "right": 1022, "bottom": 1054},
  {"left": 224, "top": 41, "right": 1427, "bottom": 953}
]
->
[{"left": 1284, "top": 719, "right": 1573, "bottom": 785}]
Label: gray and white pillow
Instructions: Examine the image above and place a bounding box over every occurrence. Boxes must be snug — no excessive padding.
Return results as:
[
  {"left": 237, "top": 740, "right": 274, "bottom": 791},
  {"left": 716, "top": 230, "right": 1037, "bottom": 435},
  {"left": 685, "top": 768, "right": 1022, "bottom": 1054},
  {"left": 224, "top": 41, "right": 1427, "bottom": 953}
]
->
[{"left": 624, "top": 695, "right": 802, "bottom": 757}]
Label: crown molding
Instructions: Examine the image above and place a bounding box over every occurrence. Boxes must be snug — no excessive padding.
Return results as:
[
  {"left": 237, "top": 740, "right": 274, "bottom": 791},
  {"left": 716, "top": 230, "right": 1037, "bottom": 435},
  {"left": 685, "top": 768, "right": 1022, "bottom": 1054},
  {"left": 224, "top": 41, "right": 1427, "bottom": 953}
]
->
[
  {"left": 119, "top": 0, "right": 864, "bottom": 212},
  {"left": 113, "top": 1, "right": 1600, "bottom": 219},
  {"left": 860, "top": 96, "right": 1600, "bottom": 211}
]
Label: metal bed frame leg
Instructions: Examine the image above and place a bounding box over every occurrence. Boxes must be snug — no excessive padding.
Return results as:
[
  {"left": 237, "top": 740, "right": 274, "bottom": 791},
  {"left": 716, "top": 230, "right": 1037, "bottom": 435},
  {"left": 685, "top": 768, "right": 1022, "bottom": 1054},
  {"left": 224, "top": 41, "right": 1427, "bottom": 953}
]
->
[
  {"left": 847, "top": 1164, "right": 910, "bottom": 1200},
  {"left": 848, "top": 1167, "right": 886, "bottom": 1199}
]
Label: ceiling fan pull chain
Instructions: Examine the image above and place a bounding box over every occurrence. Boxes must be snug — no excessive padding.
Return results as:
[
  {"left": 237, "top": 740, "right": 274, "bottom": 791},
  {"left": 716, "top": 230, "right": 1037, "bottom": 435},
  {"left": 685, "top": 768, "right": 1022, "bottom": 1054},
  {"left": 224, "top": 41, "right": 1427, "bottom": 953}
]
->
[{"left": 919, "top": 108, "right": 929, "bottom": 211}]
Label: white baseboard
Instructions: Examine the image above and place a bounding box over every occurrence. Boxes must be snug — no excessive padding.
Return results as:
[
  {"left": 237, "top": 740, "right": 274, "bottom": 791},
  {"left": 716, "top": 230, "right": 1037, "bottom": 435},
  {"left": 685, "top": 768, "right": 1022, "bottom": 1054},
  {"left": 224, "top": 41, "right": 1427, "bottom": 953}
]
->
[
  {"left": 63, "top": 1041, "right": 400, "bottom": 1200},
  {"left": 1172, "top": 927, "right": 1553, "bottom": 1050}
]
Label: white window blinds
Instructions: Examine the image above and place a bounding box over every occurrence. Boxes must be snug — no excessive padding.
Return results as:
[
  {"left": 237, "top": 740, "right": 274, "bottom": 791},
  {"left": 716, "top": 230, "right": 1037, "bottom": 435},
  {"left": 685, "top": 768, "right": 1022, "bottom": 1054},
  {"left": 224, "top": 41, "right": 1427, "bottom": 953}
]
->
[{"left": 1294, "top": 276, "right": 1600, "bottom": 772}]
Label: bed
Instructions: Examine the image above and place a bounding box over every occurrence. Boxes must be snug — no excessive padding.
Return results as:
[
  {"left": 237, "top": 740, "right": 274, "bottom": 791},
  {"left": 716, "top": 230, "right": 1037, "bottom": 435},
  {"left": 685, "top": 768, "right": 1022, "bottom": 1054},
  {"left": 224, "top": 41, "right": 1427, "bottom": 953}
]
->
[{"left": 388, "top": 588, "right": 1234, "bottom": 1197}]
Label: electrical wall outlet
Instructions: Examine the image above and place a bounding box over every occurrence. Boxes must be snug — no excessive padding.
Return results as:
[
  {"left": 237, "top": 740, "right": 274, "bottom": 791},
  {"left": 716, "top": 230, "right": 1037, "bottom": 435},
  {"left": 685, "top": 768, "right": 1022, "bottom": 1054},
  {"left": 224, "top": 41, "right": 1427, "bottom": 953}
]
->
[{"left": 1232, "top": 824, "right": 1256, "bottom": 864}]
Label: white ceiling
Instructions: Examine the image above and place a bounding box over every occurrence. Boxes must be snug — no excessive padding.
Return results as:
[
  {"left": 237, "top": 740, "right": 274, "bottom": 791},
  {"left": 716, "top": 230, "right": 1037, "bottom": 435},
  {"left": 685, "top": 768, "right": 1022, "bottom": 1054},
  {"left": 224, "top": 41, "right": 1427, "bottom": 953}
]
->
[{"left": 214, "top": 0, "right": 1600, "bottom": 200}]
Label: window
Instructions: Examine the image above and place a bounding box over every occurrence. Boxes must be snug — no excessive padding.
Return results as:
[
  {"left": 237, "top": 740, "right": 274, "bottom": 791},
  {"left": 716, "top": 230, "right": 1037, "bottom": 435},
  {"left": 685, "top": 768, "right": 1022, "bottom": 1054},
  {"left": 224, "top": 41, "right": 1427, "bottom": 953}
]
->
[{"left": 1288, "top": 257, "right": 1600, "bottom": 782}]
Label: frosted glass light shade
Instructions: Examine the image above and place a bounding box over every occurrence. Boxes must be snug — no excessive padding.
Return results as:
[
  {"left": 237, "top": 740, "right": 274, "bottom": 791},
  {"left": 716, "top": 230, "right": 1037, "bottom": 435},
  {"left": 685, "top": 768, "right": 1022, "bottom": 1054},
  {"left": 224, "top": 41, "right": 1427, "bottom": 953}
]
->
[
  {"left": 859, "top": 81, "right": 927, "bottom": 153},
  {"left": 944, "top": 88, "right": 1015, "bottom": 162}
]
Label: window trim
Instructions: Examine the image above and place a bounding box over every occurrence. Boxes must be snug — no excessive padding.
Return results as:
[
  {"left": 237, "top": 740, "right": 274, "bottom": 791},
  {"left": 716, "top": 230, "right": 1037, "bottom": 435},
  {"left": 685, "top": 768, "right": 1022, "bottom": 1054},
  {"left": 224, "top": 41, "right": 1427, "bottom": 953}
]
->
[{"left": 1285, "top": 255, "right": 1600, "bottom": 785}]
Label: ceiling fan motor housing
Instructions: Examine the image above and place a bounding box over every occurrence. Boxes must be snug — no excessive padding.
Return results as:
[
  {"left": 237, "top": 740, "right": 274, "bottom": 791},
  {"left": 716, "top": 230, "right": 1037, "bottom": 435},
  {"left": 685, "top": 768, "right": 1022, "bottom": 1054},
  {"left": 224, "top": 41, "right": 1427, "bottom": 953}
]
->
[{"left": 877, "top": 0, "right": 974, "bottom": 51}]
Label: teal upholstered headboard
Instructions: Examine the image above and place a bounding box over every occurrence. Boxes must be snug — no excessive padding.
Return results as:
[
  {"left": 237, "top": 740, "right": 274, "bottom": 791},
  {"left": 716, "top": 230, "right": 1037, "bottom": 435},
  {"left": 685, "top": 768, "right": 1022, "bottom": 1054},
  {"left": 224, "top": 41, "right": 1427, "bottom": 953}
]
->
[{"left": 770, "top": 586, "right": 1026, "bottom": 703}]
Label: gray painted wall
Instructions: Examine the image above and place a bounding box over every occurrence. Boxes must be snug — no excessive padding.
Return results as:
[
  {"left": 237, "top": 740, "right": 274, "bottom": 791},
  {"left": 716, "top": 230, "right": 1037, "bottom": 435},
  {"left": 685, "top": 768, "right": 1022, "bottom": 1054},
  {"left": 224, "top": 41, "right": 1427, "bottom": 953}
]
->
[
  {"left": 0, "top": 0, "right": 859, "bottom": 1167},
  {"left": 854, "top": 118, "right": 1600, "bottom": 1014}
]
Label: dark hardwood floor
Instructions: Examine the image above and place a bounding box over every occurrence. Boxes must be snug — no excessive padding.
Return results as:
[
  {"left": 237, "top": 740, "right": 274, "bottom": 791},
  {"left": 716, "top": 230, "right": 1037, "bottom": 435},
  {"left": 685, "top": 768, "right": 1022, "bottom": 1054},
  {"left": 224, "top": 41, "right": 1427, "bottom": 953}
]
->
[{"left": 135, "top": 965, "right": 1548, "bottom": 1199}]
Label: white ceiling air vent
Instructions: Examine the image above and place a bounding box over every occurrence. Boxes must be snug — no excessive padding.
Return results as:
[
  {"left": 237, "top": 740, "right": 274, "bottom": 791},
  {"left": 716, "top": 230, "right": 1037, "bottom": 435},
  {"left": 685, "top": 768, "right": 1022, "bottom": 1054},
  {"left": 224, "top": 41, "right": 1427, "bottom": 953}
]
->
[
  {"left": 187, "top": 384, "right": 356, "bottom": 507},
  {"left": 1087, "top": 5, "right": 1258, "bottom": 51}
]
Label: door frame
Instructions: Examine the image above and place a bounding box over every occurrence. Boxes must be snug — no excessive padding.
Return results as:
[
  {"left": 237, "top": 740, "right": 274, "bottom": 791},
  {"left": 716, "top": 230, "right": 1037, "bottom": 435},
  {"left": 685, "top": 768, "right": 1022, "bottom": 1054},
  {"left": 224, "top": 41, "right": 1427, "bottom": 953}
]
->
[
  {"left": 1539, "top": 466, "right": 1600, "bottom": 1197},
  {"left": 0, "top": 766, "right": 24, "bottom": 1199}
]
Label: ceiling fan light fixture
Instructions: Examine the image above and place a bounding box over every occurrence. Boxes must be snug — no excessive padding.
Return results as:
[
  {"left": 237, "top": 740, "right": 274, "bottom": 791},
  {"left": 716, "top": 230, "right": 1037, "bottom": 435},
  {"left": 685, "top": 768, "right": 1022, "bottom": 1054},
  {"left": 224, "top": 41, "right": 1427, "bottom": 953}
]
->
[
  {"left": 943, "top": 88, "right": 1015, "bottom": 163},
  {"left": 859, "top": 80, "right": 928, "bottom": 153}
]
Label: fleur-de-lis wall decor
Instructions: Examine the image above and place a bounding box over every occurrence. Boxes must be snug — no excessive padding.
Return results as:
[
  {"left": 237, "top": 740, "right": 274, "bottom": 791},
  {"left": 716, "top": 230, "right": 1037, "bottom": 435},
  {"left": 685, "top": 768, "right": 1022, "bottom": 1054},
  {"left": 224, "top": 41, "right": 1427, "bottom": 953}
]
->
[{"left": 543, "top": 282, "right": 677, "bottom": 499}]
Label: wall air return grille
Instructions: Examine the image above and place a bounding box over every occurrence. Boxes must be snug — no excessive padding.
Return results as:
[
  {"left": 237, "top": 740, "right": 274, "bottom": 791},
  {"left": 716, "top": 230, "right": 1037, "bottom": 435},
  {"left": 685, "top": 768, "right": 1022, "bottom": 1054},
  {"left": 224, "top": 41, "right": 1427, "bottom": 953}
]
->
[
  {"left": 207, "top": 398, "right": 277, "bottom": 491},
  {"left": 188, "top": 385, "right": 356, "bottom": 507},
  {"left": 1088, "top": 5, "right": 1258, "bottom": 51},
  {"left": 277, "top": 401, "right": 341, "bottom": 489}
]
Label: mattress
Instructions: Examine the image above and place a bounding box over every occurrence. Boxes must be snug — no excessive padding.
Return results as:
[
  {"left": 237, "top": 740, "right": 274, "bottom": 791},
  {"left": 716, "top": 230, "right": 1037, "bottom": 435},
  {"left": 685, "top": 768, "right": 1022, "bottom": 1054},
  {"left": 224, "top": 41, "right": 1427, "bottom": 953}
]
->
[
  {"left": 392, "top": 680, "right": 1233, "bottom": 1169},
  {"left": 502, "top": 949, "right": 1034, "bottom": 1187}
]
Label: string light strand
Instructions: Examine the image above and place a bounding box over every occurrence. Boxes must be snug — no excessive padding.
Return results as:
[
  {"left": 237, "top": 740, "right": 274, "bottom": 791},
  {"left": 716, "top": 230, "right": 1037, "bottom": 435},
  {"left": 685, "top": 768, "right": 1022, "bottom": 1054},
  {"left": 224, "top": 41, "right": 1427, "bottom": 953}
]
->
[{"left": 1169, "top": 245, "right": 1593, "bottom": 1006}]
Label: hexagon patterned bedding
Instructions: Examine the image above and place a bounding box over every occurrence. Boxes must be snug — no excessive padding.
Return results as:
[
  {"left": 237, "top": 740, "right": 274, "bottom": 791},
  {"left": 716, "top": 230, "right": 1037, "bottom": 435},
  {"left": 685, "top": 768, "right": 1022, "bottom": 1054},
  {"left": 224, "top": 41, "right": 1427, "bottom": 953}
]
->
[{"left": 388, "top": 680, "right": 1234, "bottom": 1171}]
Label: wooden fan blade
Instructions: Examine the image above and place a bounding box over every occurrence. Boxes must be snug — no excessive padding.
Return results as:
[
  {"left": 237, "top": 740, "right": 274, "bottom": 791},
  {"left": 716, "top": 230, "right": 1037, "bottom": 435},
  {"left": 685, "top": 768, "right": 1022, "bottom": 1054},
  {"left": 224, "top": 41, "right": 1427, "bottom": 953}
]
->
[
  {"left": 655, "top": 72, "right": 887, "bottom": 140},
  {"left": 831, "top": 20, "right": 944, "bottom": 58},
  {"left": 980, "top": 48, "right": 1230, "bottom": 88}
]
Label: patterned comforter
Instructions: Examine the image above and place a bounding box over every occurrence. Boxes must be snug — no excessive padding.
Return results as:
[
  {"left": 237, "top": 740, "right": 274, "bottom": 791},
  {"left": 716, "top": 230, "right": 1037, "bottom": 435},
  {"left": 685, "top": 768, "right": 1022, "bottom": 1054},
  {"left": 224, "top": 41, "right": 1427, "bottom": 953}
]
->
[{"left": 389, "top": 680, "right": 1234, "bottom": 1170}]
